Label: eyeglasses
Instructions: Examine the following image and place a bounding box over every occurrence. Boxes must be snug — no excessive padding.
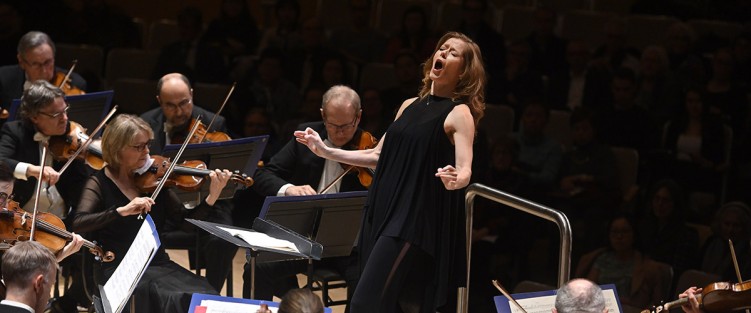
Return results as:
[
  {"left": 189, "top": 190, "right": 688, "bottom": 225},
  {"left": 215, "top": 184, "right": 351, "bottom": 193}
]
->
[
  {"left": 323, "top": 115, "right": 358, "bottom": 132},
  {"left": 162, "top": 98, "right": 192, "bottom": 112},
  {"left": 37, "top": 105, "right": 70, "bottom": 119},
  {"left": 129, "top": 140, "right": 153, "bottom": 152},
  {"left": 22, "top": 57, "right": 54, "bottom": 69}
]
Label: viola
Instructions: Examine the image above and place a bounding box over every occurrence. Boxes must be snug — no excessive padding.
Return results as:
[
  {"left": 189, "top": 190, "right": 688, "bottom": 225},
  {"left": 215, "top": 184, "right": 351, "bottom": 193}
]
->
[
  {"left": 0, "top": 199, "right": 114, "bottom": 262},
  {"left": 48, "top": 121, "right": 106, "bottom": 170},
  {"left": 171, "top": 118, "right": 231, "bottom": 144},
  {"left": 52, "top": 71, "right": 84, "bottom": 96},
  {"left": 645, "top": 280, "right": 751, "bottom": 313},
  {"left": 134, "top": 155, "right": 253, "bottom": 193}
]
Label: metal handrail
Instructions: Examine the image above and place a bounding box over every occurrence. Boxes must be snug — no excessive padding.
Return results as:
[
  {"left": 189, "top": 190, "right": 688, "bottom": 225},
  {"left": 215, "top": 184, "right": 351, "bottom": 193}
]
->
[{"left": 457, "top": 183, "right": 572, "bottom": 313}]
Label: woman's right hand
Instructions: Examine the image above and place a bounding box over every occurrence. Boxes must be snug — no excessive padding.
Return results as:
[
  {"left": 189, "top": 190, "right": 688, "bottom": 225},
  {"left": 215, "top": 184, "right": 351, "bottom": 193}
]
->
[
  {"left": 117, "top": 197, "right": 155, "bottom": 217},
  {"left": 294, "top": 127, "right": 328, "bottom": 157}
]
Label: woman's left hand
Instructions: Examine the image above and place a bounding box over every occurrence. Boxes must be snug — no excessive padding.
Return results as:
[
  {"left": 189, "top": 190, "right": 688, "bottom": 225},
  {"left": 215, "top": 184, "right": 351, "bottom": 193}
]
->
[
  {"left": 435, "top": 165, "right": 469, "bottom": 190},
  {"left": 207, "top": 169, "right": 232, "bottom": 205},
  {"left": 56, "top": 233, "right": 85, "bottom": 262}
]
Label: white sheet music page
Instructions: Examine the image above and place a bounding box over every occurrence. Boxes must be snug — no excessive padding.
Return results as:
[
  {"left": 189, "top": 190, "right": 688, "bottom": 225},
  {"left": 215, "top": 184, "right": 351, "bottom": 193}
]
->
[
  {"left": 510, "top": 289, "right": 621, "bottom": 313},
  {"left": 201, "top": 300, "right": 279, "bottom": 313},
  {"left": 103, "top": 215, "right": 160, "bottom": 313},
  {"left": 218, "top": 227, "right": 300, "bottom": 253}
]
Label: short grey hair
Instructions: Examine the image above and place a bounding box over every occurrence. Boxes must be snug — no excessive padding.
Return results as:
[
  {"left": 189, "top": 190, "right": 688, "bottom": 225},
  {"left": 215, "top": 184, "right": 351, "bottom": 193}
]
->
[
  {"left": 555, "top": 279, "right": 606, "bottom": 313},
  {"left": 19, "top": 80, "right": 65, "bottom": 120},
  {"left": 321, "top": 85, "right": 361, "bottom": 112},
  {"left": 17, "top": 31, "right": 56, "bottom": 55},
  {"left": 2, "top": 241, "right": 58, "bottom": 291}
]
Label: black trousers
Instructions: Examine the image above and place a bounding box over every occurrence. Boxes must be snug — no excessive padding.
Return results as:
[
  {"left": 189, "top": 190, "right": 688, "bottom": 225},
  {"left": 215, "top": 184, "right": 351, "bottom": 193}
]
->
[{"left": 350, "top": 236, "right": 435, "bottom": 313}]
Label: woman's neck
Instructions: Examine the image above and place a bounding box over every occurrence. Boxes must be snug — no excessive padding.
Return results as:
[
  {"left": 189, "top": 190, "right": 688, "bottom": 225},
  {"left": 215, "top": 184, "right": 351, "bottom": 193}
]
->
[
  {"left": 107, "top": 166, "right": 135, "bottom": 185},
  {"left": 431, "top": 83, "right": 454, "bottom": 98}
]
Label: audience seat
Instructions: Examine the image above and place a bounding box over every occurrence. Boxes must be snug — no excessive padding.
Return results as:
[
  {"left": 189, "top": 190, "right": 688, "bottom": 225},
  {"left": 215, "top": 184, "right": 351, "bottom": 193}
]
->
[
  {"left": 673, "top": 270, "right": 721, "bottom": 299},
  {"left": 479, "top": 104, "right": 515, "bottom": 146},
  {"left": 359, "top": 62, "right": 397, "bottom": 92},
  {"left": 105, "top": 49, "right": 159, "bottom": 86},
  {"left": 560, "top": 10, "right": 614, "bottom": 49},
  {"left": 375, "top": 0, "right": 434, "bottom": 36},
  {"left": 146, "top": 19, "right": 180, "bottom": 51},
  {"left": 611, "top": 146, "right": 639, "bottom": 201},
  {"left": 112, "top": 78, "right": 158, "bottom": 115},
  {"left": 545, "top": 110, "right": 572, "bottom": 149},
  {"left": 193, "top": 83, "right": 234, "bottom": 113},
  {"left": 592, "top": 0, "right": 636, "bottom": 14},
  {"left": 497, "top": 6, "right": 535, "bottom": 42},
  {"left": 316, "top": 0, "right": 351, "bottom": 33},
  {"left": 625, "top": 14, "right": 681, "bottom": 49},
  {"left": 688, "top": 19, "right": 744, "bottom": 42},
  {"left": 55, "top": 43, "right": 105, "bottom": 78}
]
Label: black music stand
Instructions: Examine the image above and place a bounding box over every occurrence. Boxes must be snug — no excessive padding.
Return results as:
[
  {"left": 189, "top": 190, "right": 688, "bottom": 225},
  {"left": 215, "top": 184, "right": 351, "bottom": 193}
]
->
[
  {"left": 9, "top": 90, "right": 114, "bottom": 133},
  {"left": 162, "top": 135, "right": 268, "bottom": 202},
  {"left": 258, "top": 191, "right": 368, "bottom": 259},
  {"left": 186, "top": 218, "right": 322, "bottom": 299}
]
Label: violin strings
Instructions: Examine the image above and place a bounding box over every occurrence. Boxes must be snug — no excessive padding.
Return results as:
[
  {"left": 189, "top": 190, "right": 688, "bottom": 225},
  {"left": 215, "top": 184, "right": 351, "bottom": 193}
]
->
[{"left": 35, "top": 217, "right": 95, "bottom": 248}]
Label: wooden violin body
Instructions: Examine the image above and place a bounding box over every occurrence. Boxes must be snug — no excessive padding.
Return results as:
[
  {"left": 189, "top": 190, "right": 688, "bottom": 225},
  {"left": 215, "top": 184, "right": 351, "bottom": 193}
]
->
[
  {"left": 134, "top": 155, "right": 253, "bottom": 193},
  {"left": 348, "top": 130, "right": 378, "bottom": 188},
  {"left": 171, "top": 118, "right": 231, "bottom": 144},
  {"left": 52, "top": 71, "right": 84, "bottom": 96},
  {"left": 0, "top": 200, "right": 114, "bottom": 262},
  {"left": 48, "top": 121, "right": 105, "bottom": 169},
  {"left": 647, "top": 280, "right": 751, "bottom": 313}
]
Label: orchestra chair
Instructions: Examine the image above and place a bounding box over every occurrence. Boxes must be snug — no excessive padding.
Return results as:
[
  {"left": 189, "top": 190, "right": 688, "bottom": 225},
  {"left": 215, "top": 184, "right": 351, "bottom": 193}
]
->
[
  {"left": 161, "top": 230, "right": 234, "bottom": 297},
  {"left": 309, "top": 267, "right": 348, "bottom": 307}
]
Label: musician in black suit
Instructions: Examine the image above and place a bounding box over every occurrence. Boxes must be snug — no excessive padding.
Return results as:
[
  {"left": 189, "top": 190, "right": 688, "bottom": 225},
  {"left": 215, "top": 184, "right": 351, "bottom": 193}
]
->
[
  {"left": 0, "top": 80, "right": 90, "bottom": 313},
  {"left": 0, "top": 31, "right": 86, "bottom": 116},
  {"left": 139, "top": 72, "right": 235, "bottom": 292},
  {"left": 0, "top": 241, "right": 59, "bottom": 313},
  {"left": 140, "top": 72, "right": 228, "bottom": 155},
  {"left": 242, "top": 85, "right": 367, "bottom": 304}
]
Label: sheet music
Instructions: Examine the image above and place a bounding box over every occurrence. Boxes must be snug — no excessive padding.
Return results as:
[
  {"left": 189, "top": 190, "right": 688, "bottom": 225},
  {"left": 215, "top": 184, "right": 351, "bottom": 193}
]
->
[
  {"left": 219, "top": 226, "right": 299, "bottom": 253},
  {"left": 200, "top": 300, "right": 279, "bottom": 313},
  {"left": 509, "top": 289, "right": 621, "bottom": 313},
  {"left": 102, "top": 215, "right": 160, "bottom": 313}
]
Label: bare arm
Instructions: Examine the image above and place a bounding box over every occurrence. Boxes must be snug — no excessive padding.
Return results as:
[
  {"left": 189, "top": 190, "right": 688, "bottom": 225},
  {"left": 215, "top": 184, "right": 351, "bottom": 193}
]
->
[
  {"left": 435, "top": 104, "right": 474, "bottom": 190},
  {"left": 294, "top": 129, "right": 384, "bottom": 169}
]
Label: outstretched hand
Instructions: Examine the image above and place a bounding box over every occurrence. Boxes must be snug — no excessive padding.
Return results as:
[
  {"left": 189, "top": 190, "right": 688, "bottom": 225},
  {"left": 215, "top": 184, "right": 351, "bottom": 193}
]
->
[
  {"left": 294, "top": 127, "right": 328, "bottom": 157},
  {"left": 435, "top": 165, "right": 469, "bottom": 190}
]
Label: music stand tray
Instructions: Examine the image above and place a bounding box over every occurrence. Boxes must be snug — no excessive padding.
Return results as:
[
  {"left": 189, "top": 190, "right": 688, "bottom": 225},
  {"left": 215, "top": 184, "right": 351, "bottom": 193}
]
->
[
  {"left": 9, "top": 90, "right": 114, "bottom": 134},
  {"left": 258, "top": 191, "right": 368, "bottom": 259},
  {"left": 162, "top": 135, "right": 268, "bottom": 202}
]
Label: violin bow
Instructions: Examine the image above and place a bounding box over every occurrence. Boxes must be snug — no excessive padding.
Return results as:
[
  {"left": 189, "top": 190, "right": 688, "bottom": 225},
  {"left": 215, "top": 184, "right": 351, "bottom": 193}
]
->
[
  {"left": 58, "top": 105, "right": 118, "bottom": 176},
  {"left": 492, "top": 279, "right": 529, "bottom": 313},
  {"left": 29, "top": 145, "right": 49, "bottom": 240},
  {"left": 319, "top": 166, "right": 355, "bottom": 194},
  {"left": 198, "top": 82, "right": 235, "bottom": 143},
  {"left": 727, "top": 239, "right": 750, "bottom": 313},
  {"left": 140, "top": 116, "right": 203, "bottom": 219},
  {"left": 58, "top": 60, "right": 78, "bottom": 89}
]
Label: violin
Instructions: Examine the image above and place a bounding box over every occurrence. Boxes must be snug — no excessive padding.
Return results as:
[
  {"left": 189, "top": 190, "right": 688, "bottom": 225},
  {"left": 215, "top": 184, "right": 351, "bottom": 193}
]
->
[
  {"left": 48, "top": 121, "right": 106, "bottom": 170},
  {"left": 171, "top": 118, "right": 231, "bottom": 144},
  {"left": 348, "top": 130, "right": 378, "bottom": 188},
  {"left": 172, "top": 83, "right": 236, "bottom": 144},
  {"left": 319, "top": 130, "right": 378, "bottom": 194},
  {"left": 645, "top": 280, "right": 751, "bottom": 313},
  {"left": 52, "top": 61, "right": 84, "bottom": 96},
  {"left": 0, "top": 199, "right": 114, "bottom": 262},
  {"left": 134, "top": 155, "right": 253, "bottom": 193}
]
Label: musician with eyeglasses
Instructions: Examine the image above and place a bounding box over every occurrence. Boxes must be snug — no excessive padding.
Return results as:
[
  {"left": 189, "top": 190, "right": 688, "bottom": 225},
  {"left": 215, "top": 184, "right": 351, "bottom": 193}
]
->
[
  {"left": 140, "top": 72, "right": 228, "bottom": 155},
  {"left": 0, "top": 31, "right": 86, "bottom": 121},
  {"left": 241, "top": 85, "right": 367, "bottom": 304},
  {"left": 0, "top": 80, "right": 90, "bottom": 312},
  {"left": 140, "top": 72, "right": 235, "bottom": 293}
]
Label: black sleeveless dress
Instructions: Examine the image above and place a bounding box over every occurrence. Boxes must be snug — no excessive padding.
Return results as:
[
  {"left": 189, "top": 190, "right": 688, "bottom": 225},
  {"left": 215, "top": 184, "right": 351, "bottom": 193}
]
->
[{"left": 361, "top": 95, "right": 467, "bottom": 307}]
